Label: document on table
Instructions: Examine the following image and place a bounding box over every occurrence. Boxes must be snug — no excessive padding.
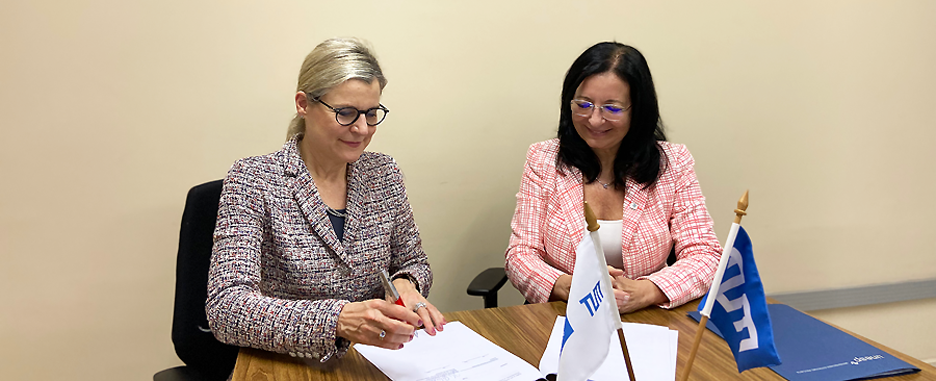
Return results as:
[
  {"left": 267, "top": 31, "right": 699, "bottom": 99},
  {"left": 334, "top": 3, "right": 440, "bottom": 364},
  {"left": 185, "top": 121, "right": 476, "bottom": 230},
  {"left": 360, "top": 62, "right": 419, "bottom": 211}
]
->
[
  {"left": 355, "top": 321, "right": 542, "bottom": 381},
  {"left": 539, "top": 316, "right": 678, "bottom": 381}
]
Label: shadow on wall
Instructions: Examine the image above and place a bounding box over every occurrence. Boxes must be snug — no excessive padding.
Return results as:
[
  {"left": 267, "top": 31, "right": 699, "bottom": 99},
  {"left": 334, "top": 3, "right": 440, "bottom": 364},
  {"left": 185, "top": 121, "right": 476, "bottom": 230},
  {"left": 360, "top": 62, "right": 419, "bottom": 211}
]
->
[
  {"left": 25, "top": 202, "right": 185, "bottom": 379},
  {"left": 447, "top": 193, "right": 527, "bottom": 311}
]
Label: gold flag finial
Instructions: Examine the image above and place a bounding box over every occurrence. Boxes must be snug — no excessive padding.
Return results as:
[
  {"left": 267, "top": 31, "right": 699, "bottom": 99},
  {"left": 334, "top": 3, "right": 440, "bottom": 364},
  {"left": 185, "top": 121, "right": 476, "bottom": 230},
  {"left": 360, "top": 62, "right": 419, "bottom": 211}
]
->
[
  {"left": 733, "top": 190, "right": 749, "bottom": 224},
  {"left": 584, "top": 202, "right": 600, "bottom": 232}
]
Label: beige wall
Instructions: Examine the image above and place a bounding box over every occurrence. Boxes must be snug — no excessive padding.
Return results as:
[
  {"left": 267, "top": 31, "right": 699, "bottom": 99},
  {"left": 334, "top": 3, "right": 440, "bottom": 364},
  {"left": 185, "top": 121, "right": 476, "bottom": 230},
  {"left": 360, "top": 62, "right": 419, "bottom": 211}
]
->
[{"left": 2, "top": 1, "right": 934, "bottom": 379}]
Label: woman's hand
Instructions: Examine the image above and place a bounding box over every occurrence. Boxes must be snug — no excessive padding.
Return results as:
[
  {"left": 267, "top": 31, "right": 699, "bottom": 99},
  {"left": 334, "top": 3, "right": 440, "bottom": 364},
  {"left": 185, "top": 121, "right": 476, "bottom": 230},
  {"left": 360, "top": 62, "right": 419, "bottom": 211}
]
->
[
  {"left": 336, "top": 299, "right": 421, "bottom": 349},
  {"left": 549, "top": 274, "right": 573, "bottom": 302},
  {"left": 392, "top": 278, "right": 446, "bottom": 336},
  {"left": 608, "top": 266, "right": 668, "bottom": 314}
]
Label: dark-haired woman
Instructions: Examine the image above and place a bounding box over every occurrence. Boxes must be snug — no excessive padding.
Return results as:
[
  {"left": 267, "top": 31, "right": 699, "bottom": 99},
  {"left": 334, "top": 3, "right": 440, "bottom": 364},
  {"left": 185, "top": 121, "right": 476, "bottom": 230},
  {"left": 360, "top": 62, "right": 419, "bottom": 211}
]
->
[{"left": 504, "top": 42, "right": 722, "bottom": 313}]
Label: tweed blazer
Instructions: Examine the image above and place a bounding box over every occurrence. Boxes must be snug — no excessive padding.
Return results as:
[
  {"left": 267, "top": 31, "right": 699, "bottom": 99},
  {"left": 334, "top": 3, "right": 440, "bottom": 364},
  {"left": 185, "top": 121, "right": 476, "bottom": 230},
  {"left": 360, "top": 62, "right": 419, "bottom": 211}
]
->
[
  {"left": 207, "top": 137, "right": 431, "bottom": 362},
  {"left": 505, "top": 139, "right": 721, "bottom": 307}
]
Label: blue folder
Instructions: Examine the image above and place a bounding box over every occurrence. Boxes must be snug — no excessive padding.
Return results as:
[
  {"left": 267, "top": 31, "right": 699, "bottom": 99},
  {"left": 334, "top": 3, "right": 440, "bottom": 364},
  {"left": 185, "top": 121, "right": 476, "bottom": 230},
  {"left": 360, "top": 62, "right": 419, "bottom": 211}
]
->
[{"left": 689, "top": 304, "right": 920, "bottom": 381}]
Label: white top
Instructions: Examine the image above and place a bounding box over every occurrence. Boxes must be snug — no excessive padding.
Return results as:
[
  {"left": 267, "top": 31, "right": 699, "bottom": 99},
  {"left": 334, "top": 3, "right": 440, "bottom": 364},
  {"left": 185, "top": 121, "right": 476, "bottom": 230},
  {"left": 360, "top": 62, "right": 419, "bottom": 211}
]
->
[{"left": 596, "top": 219, "right": 624, "bottom": 269}]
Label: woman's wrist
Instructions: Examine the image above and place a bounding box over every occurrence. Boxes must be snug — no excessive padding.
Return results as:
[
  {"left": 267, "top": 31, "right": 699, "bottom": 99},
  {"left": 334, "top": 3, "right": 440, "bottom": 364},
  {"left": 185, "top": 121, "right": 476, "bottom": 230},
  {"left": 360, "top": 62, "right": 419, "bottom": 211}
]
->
[
  {"left": 641, "top": 279, "right": 668, "bottom": 306},
  {"left": 391, "top": 273, "right": 418, "bottom": 292},
  {"left": 392, "top": 277, "right": 416, "bottom": 295},
  {"left": 549, "top": 274, "right": 573, "bottom": 302}
]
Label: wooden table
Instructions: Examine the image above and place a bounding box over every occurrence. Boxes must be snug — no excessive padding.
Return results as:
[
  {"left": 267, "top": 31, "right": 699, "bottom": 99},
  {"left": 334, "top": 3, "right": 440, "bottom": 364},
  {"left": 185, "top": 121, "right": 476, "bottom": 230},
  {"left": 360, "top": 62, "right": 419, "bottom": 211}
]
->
[{"left": 231, "top": 300, "right": 936, "bottom": 380}]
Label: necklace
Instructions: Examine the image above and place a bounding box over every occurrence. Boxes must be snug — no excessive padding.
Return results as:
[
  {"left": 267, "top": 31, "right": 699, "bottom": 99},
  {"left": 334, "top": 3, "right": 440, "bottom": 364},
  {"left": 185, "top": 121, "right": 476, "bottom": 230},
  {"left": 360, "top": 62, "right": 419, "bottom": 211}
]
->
[
  {"left": 597, "top": 179, "right": 612, "bottom": 189},
  {"left": 325, "top": 206, "right": 347, "bottom": 218}
]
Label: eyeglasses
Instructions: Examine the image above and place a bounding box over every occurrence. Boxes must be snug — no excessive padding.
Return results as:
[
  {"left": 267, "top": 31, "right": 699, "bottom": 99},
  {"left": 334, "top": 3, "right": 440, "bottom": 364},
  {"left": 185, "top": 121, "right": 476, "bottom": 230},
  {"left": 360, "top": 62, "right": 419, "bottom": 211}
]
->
[
  {"left": 313, "top": 97, "right": 389, "bottom": 126},
  {"left": 570, "top": 99, "right": 631, "bottom": 122}
]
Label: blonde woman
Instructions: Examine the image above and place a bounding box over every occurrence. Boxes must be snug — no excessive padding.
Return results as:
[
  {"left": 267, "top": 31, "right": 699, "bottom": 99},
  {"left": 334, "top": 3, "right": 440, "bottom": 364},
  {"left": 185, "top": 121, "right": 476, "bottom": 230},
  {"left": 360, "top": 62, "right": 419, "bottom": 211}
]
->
[{"left": 207, "top": 38, "right": 444, "bottom": 365}]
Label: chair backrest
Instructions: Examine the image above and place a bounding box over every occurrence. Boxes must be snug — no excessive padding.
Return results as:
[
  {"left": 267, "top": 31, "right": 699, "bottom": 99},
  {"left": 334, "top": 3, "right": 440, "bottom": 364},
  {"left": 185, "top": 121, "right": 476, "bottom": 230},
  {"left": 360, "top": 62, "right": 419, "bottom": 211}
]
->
[
  {"left": 666, "top": 245, "right": 677, "bottom": 266},
  {"left": 170, "top": 180, "right": 239, "bottom": 380}
]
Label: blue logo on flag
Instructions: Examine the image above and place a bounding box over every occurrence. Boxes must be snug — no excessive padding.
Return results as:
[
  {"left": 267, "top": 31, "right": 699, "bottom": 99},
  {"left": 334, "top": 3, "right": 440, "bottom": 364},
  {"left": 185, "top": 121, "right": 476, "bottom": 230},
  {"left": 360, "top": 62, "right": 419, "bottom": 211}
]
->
[
  {"left": 561, "top": 280, "right": 603, "bottom": 351},
  {"left": 561, "top": 316, "right": 574, "bottom": 352},
  {"left": 698, "top": 226, "right": 781, "bottom": 372},
  {"left": 557, "top": 230, "right": 620, "bottom": 381},
  {"left": 578, "top": 281, "right": 604, "bottom": 317}
]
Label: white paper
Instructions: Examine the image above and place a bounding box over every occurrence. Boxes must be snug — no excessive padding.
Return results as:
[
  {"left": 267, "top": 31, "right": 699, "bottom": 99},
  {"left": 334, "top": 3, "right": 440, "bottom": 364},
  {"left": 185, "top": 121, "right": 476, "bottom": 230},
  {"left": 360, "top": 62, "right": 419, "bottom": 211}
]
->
[
  {"left": 539, "top": 316, "right": 678, "bottom": 381},
  {"left": 355, "top": 321, "right": 542, "bottom": 381}
]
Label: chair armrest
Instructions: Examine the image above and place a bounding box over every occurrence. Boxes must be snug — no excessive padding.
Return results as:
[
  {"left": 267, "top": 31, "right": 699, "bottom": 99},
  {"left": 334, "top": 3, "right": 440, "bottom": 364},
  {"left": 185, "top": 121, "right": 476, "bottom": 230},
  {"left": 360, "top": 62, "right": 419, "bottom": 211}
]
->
[{"left": 467, "top": 267, "right": 508, "bottom": 296}]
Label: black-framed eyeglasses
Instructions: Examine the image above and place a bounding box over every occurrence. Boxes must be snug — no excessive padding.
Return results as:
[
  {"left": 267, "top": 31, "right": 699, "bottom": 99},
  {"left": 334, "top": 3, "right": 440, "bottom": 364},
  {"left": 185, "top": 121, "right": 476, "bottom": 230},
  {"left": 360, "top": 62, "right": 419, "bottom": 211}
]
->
[
  {"left": 570, "top": 99, "right": 631, "bottom": 122},
  {"left": 313, "top": 97, "right": 389, "bottom": 126}
]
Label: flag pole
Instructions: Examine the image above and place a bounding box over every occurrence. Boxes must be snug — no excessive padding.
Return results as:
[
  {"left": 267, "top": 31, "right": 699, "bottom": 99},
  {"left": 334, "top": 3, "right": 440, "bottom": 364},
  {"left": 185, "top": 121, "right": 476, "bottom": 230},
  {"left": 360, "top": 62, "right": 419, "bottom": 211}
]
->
[
  {"left": 678, "top": 190, "right": 748, "bottom": 381},
  {"left": 584, "top": 202, "right": 637, "bottom": 381}
]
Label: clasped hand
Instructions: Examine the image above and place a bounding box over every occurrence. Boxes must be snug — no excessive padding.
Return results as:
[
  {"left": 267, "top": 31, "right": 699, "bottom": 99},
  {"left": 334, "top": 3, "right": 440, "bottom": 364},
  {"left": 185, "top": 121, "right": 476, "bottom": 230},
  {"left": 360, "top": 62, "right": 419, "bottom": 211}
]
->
[
  {"left": 607, "top": 266, "right": 668, "bottom": 314},
  {"left": 550, "top": 268, "right": 668, "bottom": 314}
]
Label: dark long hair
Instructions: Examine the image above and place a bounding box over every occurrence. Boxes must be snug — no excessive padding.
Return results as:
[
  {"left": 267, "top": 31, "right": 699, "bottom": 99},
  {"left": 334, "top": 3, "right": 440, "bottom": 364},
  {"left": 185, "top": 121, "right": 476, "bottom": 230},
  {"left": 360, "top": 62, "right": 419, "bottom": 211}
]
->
[{"left": 557, "top": 42, "right": 667, "bottom": 190}]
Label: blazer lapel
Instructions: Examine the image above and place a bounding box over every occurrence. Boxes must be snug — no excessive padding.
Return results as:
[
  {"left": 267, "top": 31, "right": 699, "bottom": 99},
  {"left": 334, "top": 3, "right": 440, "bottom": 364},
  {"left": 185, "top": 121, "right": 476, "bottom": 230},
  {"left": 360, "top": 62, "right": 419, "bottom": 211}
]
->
[
  {"left": 555, "top": 164, "right": 586, "bottom": 244},
  {"left": 341, "top": 160, "right": 363, "bottom": 246},
  {"left": 282, "top": 141, "right": 347, "bottom": 262},
  {"left": 621, "top": 177, "right": 650, "bottom": 252}
]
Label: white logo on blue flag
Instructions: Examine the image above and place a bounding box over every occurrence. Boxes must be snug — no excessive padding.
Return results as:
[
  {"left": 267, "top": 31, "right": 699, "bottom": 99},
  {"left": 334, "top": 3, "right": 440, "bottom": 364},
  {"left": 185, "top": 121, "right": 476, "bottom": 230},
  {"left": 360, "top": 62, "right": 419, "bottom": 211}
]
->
[{"left": 698, "top": 226, "right": 782, "bottom": 372}]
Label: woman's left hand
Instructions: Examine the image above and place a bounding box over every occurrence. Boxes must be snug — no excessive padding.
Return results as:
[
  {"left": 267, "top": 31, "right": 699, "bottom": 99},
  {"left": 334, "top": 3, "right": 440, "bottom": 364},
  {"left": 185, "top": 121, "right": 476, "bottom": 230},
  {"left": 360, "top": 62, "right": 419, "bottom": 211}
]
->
[
  {"left": 392, "top": 278, "right": 447, "bottom": 336},
  {"left": 608, "top": 266, "right": 668, "bottom": 314}
]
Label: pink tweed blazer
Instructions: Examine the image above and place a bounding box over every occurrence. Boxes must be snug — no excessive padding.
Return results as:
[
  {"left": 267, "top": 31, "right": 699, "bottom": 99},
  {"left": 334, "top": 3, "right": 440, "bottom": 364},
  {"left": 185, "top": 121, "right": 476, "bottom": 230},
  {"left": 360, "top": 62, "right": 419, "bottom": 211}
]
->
[
  {"left": 505, "top": 139, "right": 721, "bottom": 307},
  {"left": 207, "top": 137, "right": 431, "bottom": 362}
]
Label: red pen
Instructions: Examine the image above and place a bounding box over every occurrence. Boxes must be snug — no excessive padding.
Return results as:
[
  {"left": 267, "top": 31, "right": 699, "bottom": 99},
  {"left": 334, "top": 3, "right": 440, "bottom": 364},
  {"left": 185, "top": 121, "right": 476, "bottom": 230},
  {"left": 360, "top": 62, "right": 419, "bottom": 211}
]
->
[{"left": 379, "top": 270, "right": 407, "bottom": 307}]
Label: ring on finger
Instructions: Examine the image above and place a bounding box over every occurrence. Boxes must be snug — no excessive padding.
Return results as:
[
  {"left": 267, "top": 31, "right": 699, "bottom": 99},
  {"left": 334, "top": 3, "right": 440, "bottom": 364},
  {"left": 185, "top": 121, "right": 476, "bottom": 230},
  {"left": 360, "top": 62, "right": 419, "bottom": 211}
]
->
[
  {"left": 413, "top": 302, "right": 427, "bottom": 312},
  {"left": 379, "top": 330, "right": 386, "bottom": 340}
]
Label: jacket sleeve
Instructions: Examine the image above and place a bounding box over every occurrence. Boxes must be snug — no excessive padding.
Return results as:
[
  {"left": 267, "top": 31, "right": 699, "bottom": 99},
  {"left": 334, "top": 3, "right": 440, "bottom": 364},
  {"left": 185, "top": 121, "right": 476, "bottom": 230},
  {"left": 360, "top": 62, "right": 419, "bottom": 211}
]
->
[
  {"left": 385, "top": 158, "right": 432, "bottom": 296},
  {"left": 206, "top": 159, "right": 350, "bottom": 361},
  {"left": 505, "top": 144, "right": 566, "bottom": 304},
  {"left": 641, "top": 146, "right": 722, "bottom": 308}
]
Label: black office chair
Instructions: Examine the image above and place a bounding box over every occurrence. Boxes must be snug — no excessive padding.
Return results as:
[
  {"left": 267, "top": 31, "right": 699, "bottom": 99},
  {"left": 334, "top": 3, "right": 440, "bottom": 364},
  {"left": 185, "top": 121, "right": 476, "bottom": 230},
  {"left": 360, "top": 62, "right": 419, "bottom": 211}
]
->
[
  {"left": 467, "top": 268, "right": 510, "bottom": 309},
  {"left": 154, "top": 180, "right": 240, "bottom": 381},
  {"left": 467, "top": 246, "right": 678, "bottom": 308}
]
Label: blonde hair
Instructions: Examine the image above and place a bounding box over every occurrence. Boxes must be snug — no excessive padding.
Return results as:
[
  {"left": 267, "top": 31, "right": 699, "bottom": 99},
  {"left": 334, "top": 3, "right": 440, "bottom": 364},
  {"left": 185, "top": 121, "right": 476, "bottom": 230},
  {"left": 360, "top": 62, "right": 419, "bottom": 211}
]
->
[{"left": 287, "top": 37, "right": 388, "bottom": 139}]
